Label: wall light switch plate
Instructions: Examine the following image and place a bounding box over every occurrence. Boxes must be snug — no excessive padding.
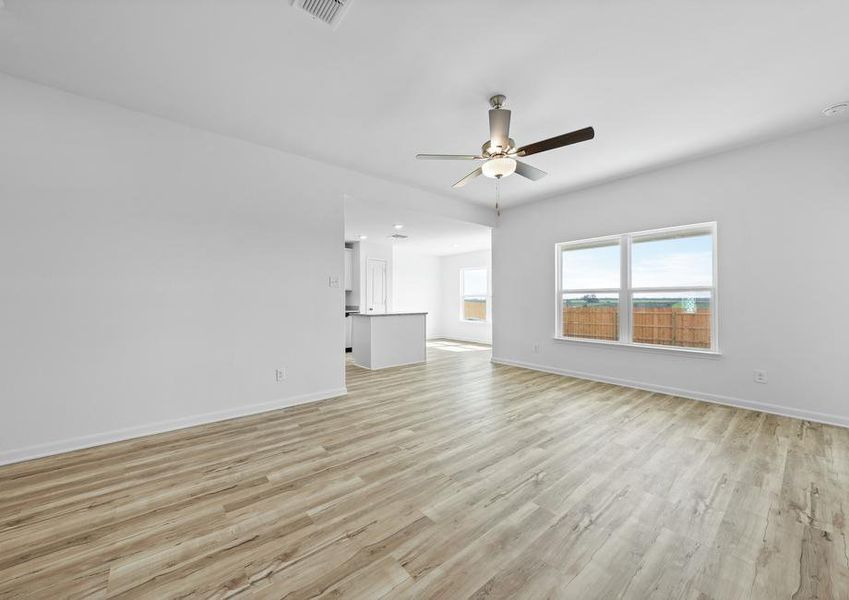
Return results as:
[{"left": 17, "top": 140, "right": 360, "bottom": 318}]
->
[
  {"left": 329, "top": 276, "right": 340, "bottom": 288},
  {"left": 275, "top": 368, "right": 287, "bottom": 382}
]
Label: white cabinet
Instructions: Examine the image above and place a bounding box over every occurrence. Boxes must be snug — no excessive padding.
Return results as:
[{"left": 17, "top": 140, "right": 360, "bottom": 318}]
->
[{"left": 344, "top": 248, "right": 353, "bottom": 292}]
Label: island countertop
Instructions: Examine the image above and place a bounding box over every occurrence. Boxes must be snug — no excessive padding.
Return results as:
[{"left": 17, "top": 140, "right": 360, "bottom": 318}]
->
[{"left": 352, "top": 312, "right": 428, "bottom": 317}]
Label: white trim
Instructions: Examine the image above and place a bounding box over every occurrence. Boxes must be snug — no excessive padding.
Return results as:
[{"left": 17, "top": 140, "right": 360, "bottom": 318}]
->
[
  {"left": 556, "top": 233, "right": 622, "bottom": 251},
  {"left": 629, "top": 286, "right": 714, "bottom": 293},
  {"left": 490, "top": 357, "right": 849, "bottom": 429},
  {"left": 551, "top": 335, "right": 721, "bottom": 357},
  {"left": 561, "top": 288, "right": 622, "bottom": 294},
  {"left": 630, "top": 221, "right": 716, "bottom": 242},
  {"left": 0, "top": 387, "right": 348, "bottom": 466},
  {"left": 711, "top": 222, "right": 720, "bottom": 354},
  {"left": 621, "top": 233, "right": 631, "bottom": 343}
]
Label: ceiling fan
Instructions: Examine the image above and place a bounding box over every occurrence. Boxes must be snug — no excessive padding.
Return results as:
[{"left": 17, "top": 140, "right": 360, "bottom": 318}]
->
[{"left": 416, "top": 94, "right": 594, "bottom": 188}]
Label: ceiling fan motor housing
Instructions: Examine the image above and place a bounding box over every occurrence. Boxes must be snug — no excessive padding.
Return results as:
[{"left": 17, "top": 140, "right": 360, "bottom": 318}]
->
[{"left": 482, "top": 138, "right": 516, "bottom": 158}]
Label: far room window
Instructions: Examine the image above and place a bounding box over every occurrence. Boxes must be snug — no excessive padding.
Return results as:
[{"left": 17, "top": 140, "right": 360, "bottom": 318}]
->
[
  {"left": 556, "top": 222, "right": 717, "bottom": 352},
  {"left": 461, "top": 268, "right": 488, "bottom": 322}
]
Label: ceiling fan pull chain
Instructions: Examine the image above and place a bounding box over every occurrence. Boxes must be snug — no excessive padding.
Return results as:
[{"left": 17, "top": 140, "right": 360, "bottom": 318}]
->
[{"left": 495, "top": 178, "right": 501, "bottom": 217}]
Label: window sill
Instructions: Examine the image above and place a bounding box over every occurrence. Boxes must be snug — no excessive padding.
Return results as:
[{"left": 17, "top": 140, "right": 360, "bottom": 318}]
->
[
  {"left": 552, "top": 335, "right": 721, "bottom": 357},
  {"left": 460, "top": 319, "right": 490, "bottom": 324}
]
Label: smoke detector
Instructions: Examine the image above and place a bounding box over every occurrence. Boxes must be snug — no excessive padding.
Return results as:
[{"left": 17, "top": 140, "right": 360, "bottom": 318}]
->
[
  {"left": 291, "top": 0, "right": 354, "bottom": 29},
  {"left": 822, "top": 102, "right": 849, "bottom": 117}
]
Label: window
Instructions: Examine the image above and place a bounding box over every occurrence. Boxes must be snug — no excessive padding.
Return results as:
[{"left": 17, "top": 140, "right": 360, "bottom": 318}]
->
[
  {"left": 556, "top": 222, "right": 717, "bottom": 352},
  {"left": 560, "top": 240, "right": 621, "bottom": 341},
  {"left": 461, "top": 268, "right": 488, "bottom": 321}
]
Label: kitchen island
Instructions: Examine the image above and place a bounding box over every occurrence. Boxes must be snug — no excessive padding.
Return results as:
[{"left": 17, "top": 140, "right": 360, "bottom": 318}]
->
[{"left": 351, "top": 312, "right": 427, "bottom": 370}]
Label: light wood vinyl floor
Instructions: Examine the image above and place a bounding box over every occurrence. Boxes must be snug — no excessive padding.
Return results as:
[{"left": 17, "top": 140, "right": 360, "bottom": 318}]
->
[{"left": 2, "top": 342, "right": 849, "bottom": 599}]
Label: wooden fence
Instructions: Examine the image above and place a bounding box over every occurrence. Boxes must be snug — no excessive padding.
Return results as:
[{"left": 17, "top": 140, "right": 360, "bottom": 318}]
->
[
  {"left": 563, "top": 306, "right": 711, "bottom": 348},
  {"left": 463, "top": 299, "right": 487, "bottom": 321},
  {"left": 562, "top": 306, "right": 619, "bottom": 341}
]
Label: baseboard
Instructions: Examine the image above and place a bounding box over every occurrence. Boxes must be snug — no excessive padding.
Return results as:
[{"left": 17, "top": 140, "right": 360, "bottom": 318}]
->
[
  {"left": 490, "top": 357, "right": 849, "bottom": 429},
  {"left": 432, "top": 336, "right": 492, "bottom": 346},
  {"left": 351, "top": 359, "right": 426, "bottom": 370},
  {"left": 0, "top": 387, "right": 348, "bottom": 467}
]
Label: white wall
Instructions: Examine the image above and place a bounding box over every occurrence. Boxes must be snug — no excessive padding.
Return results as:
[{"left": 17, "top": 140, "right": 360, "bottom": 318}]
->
[
  {"left": 493, "top": 121, "right": 849, "bottom": 427},
  {"left": 391, "top": 247, "right": 495, "bottom": 343},
  {"left": 439, "top": 250, "right": 493, "bottom": 344},
  {"left": 0, "top": 74, "right": 469, "bottom": 464},
  {"left": 392, "top": 248, "right": 441, "bottom": 338}
]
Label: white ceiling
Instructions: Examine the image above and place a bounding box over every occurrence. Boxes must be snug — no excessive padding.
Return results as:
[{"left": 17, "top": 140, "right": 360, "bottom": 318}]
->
[
  {"left": 1, "top": 1, "right": 848, "bottom": 209},
  {"left": 345, "top": 196, "right": 491, "bottom": 257}
]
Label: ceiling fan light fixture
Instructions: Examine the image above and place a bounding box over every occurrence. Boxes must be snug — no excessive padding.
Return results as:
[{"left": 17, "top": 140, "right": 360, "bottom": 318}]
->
[{"left": 481, "top": 157, "right": 517, "bottom": 179}]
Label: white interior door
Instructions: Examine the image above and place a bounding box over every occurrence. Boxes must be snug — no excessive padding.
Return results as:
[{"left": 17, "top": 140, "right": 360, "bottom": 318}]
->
[{"left": 366, "top": 258, "right": 387, "bottom": 314}]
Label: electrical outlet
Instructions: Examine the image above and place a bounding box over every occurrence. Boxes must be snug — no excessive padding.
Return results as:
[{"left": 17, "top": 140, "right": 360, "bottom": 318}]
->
[
  {"left": 753, "top": 370, "right": 767, "bottom": 384},
  {"left": 532, "top": 343, "right": 541, "bottom": 354},
  {"left": 275, "top": 368, "right": 287, "bottom": 382}
]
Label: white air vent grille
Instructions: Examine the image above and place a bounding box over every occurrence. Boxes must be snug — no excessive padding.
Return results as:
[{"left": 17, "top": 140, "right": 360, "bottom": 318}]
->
[
  {"left": 388, "top": 234, "right": 408, "bottom": 240},
  {"left": 291, "top": 0, "right": 353, "bottom": 29}
]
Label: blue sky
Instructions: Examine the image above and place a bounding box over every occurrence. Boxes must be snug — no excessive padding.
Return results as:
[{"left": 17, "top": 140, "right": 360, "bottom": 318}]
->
[{"left": 562, "top": 234, "right": 713, "bottom": 289}]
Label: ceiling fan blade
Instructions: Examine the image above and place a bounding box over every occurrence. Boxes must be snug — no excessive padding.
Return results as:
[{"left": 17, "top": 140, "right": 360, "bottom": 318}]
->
[
  {"left": 514, "top": 160, "right": 547, "bottom": 181},
  {"left": 515, "top": 127, "right": 595, "bottom": 157},
  {"left": 488, "top": 108, "right": 512, "bottom": 153},
  {"left": 416, "top": 154, "right": 483, "bottom": 160},
  {"left": 452, "top": 166, "right": 483, "bottom": 188}
]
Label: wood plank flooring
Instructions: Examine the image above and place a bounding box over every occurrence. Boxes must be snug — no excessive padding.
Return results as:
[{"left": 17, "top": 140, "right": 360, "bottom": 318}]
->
[{"left": 2, "top": 341, "right": 849, "bottom": 598}]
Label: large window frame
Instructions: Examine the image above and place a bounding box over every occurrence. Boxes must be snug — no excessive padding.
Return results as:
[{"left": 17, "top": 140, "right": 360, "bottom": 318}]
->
[{"left": 555, "top": 222, "right": 718, "bottom": 354}]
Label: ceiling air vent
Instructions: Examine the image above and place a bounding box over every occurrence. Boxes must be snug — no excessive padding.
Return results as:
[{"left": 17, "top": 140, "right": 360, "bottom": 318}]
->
[
  {"left": 388, "top": 233, "right": 408, "bottom": 240},
  {"left": 291, "top": 0, "right": 353, "bottom": 29}
]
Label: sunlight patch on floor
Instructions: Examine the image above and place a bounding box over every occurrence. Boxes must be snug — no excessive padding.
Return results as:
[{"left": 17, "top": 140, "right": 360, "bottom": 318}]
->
[{"left": 427, "top": 339, "right": 490, "bottom": 353}]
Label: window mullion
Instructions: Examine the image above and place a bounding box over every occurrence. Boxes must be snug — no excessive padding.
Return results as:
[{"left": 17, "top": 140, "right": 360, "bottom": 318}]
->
[
  {"left": 562, "top": 288, "right": 622, "bottom": 294},
  {"left": 630, "top": 286, "right": 714, "bottom": 293},
  {"left": 621, "top": 234, "right": 631, "bottom": 343}
]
